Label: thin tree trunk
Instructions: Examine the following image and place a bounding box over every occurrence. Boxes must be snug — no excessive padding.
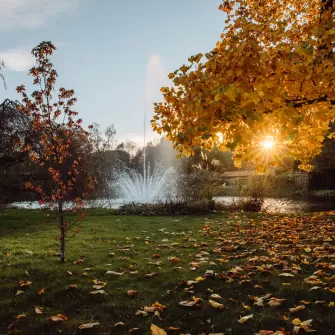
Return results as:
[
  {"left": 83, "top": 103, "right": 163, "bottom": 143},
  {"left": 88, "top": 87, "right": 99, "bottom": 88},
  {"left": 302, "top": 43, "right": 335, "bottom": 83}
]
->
[{"left": 59, "top": 201, "right": 65, "bottom": 263}]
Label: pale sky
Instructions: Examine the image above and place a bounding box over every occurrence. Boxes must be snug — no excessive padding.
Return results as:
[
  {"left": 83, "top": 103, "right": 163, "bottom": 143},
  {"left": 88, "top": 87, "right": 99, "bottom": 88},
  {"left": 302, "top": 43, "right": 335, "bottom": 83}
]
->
[{"left": 0, "top": 0, "right": 224, "bottom": 145}]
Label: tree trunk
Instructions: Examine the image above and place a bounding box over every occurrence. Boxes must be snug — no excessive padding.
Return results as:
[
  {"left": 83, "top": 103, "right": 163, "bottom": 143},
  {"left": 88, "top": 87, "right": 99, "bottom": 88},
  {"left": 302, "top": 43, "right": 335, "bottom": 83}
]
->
[{"left": 59, "top": 201, "right": 65, "bottom": 263}]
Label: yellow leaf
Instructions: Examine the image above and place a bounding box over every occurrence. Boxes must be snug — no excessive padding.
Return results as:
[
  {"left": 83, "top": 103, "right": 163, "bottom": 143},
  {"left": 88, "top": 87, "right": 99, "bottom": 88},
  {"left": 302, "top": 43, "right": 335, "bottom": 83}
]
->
[
  {"left": 225, "top": 84, "right": 238, "bottom": 101},
  {"left": 209, "top": 300, "right": 224, "bottom": 309},
  {"left": 326, "top": 28, "right": 335, "bottom": 35},
  {"left": 152, "top": 301, "right": 167, "bottom": 309},
  {"left": 151, "top": 324, "right": 167, "bottom": 335},
  {"left": 292, "top": 318, "right": 302, "bottom": 326},
  {"left": 238, "top": 314, "right": 253, "bottom": 324},
  {"left": 289, "top": 305, "right": 305, "bottom": 313},
  {"left": 195, "top": 276, "right": 205, "bottom": 282}
]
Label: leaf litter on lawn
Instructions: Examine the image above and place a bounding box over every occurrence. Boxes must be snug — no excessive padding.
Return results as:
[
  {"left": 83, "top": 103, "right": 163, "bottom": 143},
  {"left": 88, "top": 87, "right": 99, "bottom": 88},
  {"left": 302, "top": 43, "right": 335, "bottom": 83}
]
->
[{"left": 3, "top": 210, "right": 335, "bottom": 334}]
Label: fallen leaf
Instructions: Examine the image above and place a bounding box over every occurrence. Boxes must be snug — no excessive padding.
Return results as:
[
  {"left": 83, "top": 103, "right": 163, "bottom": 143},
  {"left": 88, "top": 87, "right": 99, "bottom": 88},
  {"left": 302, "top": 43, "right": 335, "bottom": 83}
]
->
[
  {"left": 90, "top": 290, "right": 107, "bottom": 295},
  {"left": 16, "top": 313, "right": 27, "bottom": 319},
  {"left": 67, "top": 284, "right": 77, "bottom": 290},
  {"left": 115, "top": 321, "right": 125, "bottom": 327},
  {"left": 168, "top": 327, "right": 180, "bottom": 331},
  {"left": 145, "top": 272, "right": 158, "bottom": 277},
  {"left": 129, "top": 328, "right": 140, "bottom": 333},
  {"left": 300, "top": 300, "right": 310, "bottom": 305},
  {"left": 35, "top": 307, "right": 43, "bottom": 314},
  {"left": 195, "top": 276, "right": 205, "bottom": 282},
  {"left": 144, "top": 306, "right": 156, "bottom": 313},
  {"left": 168, "top": 256, "right": 180, "bottom": 263},
  {"left": 237, "top": 314, "right": 253, "bottom": 324},
  {"left": 210, "top": 294, "right": 222, "bottom": 299},
  {"left": 151, "top": 324, "right": 167, "bottom": 335},
  {"left": 106, "top": 270, "right": 124, "bottom": 276},
  {"left": 48, "top": 314, "right": 68, "bottom": 322},
  {"left": 73, "top": 258, "right": 84, "bottom": 264},
  {"left": 268, "top": 298, "right": 286, "bottom": 307},
  {"left": 289, "top": 305, "right": 305, "bottom": 313},
  {"left": 37, "top": 288, "right": 46, "bottom": 295},
  {"left": 79, "top": 322, "right": 100, "bottom": 329},
  {"left": 209, "top": 300, "right": 224, "bottom": 309},
  {"left": 92, "top": 285, "right": 105, "bottom": 289},
  {"left": 16, "top": 290, "right": 25, "bottom": 296},
  {"left": 19, "top": 280, "right": 32, "bottom": 287},
  {"left": 179, "top": 300, "right": 197, "bottom": 307},
  {"left": 92, "top": 279, "right": 105, "bottom": 285},
  {"left": 278, "top": 273, "right": 294, "bottom": 278},
  {"left": 152, "top": 301, "right": 167, "bottom": 309},
  {"left": 242, "top": 303, "right": 251, "bottom": 310},
  {"left": 292, "top": 318, "right": 315, "bottom": 333},
  {"left": 309, "top": 286, "right": 321, "bottom": 291},
  {"left": 127, "top": 290, "right": 137, "bottom": 297}
]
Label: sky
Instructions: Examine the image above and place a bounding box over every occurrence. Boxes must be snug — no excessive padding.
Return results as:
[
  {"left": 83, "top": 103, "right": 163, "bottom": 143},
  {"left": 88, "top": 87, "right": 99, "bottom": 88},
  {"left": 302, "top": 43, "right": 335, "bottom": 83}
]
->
[{"left": 0, "top": 0, "right": 224, "bottom": 145}]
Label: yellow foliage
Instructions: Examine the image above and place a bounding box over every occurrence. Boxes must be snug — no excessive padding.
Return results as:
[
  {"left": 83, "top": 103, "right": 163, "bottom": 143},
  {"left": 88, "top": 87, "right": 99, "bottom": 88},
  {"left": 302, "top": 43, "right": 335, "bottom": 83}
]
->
[{"left": 152, "top": 0, "right": 335, "bottom": 170}]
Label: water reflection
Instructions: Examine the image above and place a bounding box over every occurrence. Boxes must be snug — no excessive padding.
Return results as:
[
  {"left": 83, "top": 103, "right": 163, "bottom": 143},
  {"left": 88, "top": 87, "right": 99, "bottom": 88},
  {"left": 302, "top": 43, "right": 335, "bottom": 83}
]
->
[
  {"left": 215, "top": 196, "right": 335, "bottom": 213},
  {"left": 9, "top": 196, "right": 335, "bottom": 213}
]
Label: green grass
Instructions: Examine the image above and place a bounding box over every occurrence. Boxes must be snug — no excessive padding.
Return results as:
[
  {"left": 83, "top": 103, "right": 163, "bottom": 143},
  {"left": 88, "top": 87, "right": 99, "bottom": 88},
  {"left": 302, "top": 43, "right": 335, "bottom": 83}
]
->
[{"left": 1, "top": 209, "right": 335, "bottom": 335}]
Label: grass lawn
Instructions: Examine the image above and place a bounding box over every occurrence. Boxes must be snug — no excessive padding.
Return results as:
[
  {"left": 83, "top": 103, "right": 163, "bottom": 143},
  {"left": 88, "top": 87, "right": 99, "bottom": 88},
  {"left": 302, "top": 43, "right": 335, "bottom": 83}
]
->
[{"left": 1, "top": 209, "right": 335, "bottom": 335}]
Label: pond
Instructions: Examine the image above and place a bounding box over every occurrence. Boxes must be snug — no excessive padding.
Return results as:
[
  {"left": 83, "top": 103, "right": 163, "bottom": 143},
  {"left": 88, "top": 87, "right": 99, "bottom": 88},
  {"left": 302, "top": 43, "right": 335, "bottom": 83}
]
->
[
  {"left": 9, "top": 195, "right": 335, "bottom": 213},
  {"left": 214, "top": 195, "right": 335, "bottom": 213}
]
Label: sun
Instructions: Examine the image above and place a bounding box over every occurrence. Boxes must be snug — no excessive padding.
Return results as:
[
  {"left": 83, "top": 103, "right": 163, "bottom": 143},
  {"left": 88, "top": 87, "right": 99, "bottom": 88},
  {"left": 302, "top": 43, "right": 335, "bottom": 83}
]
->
[{"left": 261, "top": 139, "right": 275, "bottom": 150}]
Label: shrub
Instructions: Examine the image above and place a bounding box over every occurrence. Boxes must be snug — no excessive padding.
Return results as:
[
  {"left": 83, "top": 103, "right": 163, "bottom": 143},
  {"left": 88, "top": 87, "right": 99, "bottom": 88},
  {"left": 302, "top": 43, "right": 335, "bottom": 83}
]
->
[
  {"left": 176, "top": 170, "right": 224, "bottom": 201},
  {"left": 115, "top": 199, "right": 218, "bottom": 216}
]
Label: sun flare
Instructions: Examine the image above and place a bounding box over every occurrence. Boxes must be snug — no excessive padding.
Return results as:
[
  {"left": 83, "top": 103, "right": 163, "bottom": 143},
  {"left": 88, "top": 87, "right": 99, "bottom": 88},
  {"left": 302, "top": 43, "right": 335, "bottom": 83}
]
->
[{"left": 261, "top": 139, "right": 275, "bottom": 150}]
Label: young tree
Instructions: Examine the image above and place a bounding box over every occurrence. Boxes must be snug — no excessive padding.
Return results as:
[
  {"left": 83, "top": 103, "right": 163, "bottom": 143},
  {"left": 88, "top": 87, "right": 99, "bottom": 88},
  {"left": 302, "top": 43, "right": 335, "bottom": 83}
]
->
[
  {"left": 153, "top": 0, "right": 335, "bottom": 171},
  {"left": 17, "top": 41, "right": 95, "bottom": 262}
]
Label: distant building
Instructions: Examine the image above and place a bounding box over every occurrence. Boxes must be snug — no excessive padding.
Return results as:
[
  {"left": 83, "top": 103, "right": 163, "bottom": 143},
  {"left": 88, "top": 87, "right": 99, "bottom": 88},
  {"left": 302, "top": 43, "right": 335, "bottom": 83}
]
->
[
  {"left": 222, "top": 170, "right": 256, "bottom": 186},
  {"left": 222, "top": 169, "right": 309, "bottom": 189}
]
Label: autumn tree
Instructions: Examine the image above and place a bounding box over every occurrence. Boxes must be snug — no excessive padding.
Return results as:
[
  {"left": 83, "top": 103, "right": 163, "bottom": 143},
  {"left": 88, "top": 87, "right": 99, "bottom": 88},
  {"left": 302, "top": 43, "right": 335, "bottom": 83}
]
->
[
  {"left": 152, "top": 0, "right": 335, "bottom": 171},
  {"left": 17, "top": 42, "right": 95, "bottom": 262}
]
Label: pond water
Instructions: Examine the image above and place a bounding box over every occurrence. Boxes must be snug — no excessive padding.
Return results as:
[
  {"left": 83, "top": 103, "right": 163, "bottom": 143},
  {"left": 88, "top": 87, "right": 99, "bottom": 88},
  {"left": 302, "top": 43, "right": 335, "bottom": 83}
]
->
[
  {"left": 214, "top": 196, "right": 335, "bottom": 213},
  {"left": 9, "top": 195, "right": 335, "bottom": 213}
]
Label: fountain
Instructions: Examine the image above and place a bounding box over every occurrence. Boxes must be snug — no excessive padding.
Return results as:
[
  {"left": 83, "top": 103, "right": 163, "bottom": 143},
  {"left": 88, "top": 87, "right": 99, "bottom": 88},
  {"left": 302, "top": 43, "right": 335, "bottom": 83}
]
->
[
  {"left": 114, "top": 164, "right": 176, "bottom": 203},
  {"left": 110, "top": 54, "right": 176, "bottom": 203}
]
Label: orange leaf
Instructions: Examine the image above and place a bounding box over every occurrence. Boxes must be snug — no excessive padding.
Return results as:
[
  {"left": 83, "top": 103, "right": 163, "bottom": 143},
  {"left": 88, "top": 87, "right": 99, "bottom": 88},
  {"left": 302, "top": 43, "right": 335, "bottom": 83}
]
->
[{"left": 48, "top": 314, "right": 68, "bottom": 322}]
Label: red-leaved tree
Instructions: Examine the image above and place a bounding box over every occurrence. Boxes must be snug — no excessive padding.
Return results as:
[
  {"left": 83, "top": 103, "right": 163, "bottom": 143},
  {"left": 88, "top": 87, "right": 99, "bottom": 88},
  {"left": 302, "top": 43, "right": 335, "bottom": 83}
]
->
[{"left": 17, "top": 41, "right": 96, "bottom": 263}]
